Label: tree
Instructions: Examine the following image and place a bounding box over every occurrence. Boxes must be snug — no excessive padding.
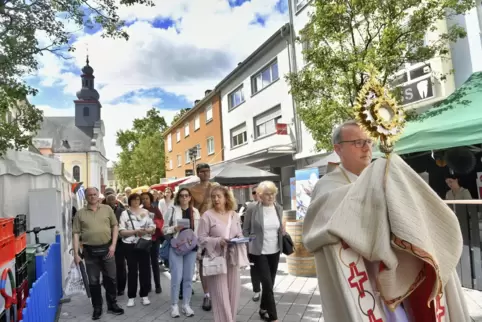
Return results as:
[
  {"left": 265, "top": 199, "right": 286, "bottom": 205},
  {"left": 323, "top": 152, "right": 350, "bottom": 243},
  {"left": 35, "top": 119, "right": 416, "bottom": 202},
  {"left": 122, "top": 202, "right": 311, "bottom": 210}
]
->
[
  {"left": 171, "top": 108, "right": 191, "bottom": 125},
  {"left": 287, "top": 0, "right": 475, "bottom": 151},
  {"left": 113, "top": 108, "right": 168, "bottom": 187},
  {"left": 0, "top": 0, "right": 153, "bottom": 156}
]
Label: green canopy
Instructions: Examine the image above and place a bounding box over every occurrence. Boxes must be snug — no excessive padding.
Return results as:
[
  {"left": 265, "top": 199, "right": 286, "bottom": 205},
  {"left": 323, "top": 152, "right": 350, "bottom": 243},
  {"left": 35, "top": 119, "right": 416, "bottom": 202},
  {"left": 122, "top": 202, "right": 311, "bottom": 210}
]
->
[{"left": 383, "top": 72, "right": 482, "bottom": 155}]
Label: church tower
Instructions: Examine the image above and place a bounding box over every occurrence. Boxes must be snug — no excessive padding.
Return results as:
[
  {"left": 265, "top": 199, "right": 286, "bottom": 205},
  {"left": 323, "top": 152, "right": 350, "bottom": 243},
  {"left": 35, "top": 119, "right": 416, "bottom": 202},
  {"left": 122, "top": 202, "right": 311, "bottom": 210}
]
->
[{"left": 74, "top": 56, "right": 102, "bottom": 127}]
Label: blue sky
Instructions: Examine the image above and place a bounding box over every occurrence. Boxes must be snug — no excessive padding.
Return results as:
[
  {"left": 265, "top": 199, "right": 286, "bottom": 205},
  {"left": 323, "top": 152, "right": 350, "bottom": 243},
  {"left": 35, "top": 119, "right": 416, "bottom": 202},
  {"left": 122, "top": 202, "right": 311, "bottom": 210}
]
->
[{"left": 31, "top": 0, "right": 289, "bottom": 162}]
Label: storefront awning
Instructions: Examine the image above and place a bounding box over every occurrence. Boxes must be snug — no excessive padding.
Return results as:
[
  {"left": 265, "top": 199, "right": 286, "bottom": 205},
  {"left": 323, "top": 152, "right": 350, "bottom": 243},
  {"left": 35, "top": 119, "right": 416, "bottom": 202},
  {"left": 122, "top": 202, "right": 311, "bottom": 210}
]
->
[{"left": 387, "top": 72, "right": 482, "bottom": 155}]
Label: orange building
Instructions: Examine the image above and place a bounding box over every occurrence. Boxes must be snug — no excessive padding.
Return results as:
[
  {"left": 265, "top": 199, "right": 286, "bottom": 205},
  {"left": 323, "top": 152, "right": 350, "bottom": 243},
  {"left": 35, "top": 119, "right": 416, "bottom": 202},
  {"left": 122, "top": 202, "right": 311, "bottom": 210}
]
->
[{"left": 164, "top": 90, "right": 224, "bottom": 178}]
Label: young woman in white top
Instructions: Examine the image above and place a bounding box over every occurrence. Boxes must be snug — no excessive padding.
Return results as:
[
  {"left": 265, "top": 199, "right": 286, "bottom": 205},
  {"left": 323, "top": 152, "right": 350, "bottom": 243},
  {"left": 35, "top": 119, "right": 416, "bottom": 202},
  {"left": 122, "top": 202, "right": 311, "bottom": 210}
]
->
[
  {"left": 162, "top": 187, "right": 200, "bottom": 318},
  {"left": 242, "top": 181, "right": 284, "bottom": 322},
  {"left": 158, "top": 186, "right": 174, "bottom": 216},
  {"left": 118, "top": 193, "right": 156, "bottom": 308}
]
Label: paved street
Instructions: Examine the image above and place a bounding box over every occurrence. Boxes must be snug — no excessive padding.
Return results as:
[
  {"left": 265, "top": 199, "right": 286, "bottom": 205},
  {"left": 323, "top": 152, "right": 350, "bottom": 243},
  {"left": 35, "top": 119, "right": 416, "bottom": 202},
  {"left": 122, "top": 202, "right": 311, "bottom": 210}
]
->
[{"left": 58, "top": 256, "right": 482, "bottom": 322}]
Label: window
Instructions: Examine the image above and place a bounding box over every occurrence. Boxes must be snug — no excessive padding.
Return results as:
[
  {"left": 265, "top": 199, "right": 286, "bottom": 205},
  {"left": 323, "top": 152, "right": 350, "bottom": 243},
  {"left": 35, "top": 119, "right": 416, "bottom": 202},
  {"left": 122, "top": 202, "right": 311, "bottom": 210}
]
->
[
  {"left": 167, "top": 134, "right": 172, "bottom": 152},
  {"left": 72, "top": 166, "right": 80, "bottom": 182},
  {"left": 177, "top": 155, "right": 182, "bottom": 167},
  {"left": 169, "top": 159, "right": 173, "bottom": 170},
  {"left": 295, "top": 0, "right": 309, "bottom": 11},
  {"left": 195, "top": 144, "right": 201, "bottom": 159},
  {"left": 230, "top": 123, "right": 248, "bottom": 148},
  {"left": 83, "top": 106, "right": 89, "bottom": 117},
  {"left": 194, "top": 115, "right": 200, "bottom": 130},
  {"left": 301, "top": 34, "right": 313, "bottom": 65},
  {"left": 185, "top": 150, "right": 190, "bottom": 164},
  {"left": 207, "top": 137, "right": 215, "bottom": 155},
  {"left": 176, "top": 129, "right": 180, "bottom": 142},
  {"left": 254, "top": 105, "right": 282, "bottom": 139},
  {"left": 184, "top": 122, "right": 190, "bottom": 137},
  {"left": 205, "top": 104, "right": 213, "bottom": 122},
  {"left": 228, "top": 85, "right": 245, "bottom": 110},
  {"left": 252, "top": 60, "right": 279, "bottom": 94}
]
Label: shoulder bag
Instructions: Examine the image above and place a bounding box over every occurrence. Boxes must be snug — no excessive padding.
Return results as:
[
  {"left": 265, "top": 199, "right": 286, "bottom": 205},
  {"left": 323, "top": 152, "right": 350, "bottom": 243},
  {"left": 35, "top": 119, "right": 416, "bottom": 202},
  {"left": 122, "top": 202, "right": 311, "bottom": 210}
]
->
[
  {"left": 127, "top": 210, "right": 152, "bottom": 252},
  {"left": 202, "top": 213, "right": 231, "bottom": 276}
]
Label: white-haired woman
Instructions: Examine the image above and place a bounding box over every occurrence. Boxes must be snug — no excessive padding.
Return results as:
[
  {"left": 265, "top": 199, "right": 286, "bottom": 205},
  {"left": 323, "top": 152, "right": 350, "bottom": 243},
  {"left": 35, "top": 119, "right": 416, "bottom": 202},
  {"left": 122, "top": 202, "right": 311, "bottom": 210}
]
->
[{"left": 243, "top": 181, "right": 284, "bottom": 322}]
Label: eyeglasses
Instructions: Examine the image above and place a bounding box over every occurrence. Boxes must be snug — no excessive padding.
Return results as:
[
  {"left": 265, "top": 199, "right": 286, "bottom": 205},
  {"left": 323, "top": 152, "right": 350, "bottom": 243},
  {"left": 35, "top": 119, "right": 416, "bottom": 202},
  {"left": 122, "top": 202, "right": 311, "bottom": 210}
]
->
[
  {"left": 179, "top": 194, "right": 190, "bottom": 198},
  {"left": 338, "top": 139, "right": 373, "bottom": 148}
]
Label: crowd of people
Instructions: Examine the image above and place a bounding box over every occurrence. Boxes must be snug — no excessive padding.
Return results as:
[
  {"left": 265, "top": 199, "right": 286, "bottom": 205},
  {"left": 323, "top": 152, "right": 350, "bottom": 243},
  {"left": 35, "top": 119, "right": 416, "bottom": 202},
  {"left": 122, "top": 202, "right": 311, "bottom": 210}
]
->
[
  {"left": 71, "top": 120, "right": 473, "bottom": 322},
  {"left": 72, "top": 163, "right": 284, "bottom": 322}
]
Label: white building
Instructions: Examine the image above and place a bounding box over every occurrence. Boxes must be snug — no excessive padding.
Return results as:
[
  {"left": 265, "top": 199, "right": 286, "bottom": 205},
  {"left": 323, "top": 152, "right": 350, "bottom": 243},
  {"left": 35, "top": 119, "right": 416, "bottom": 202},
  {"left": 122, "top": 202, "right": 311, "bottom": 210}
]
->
[
  {"left": 449, "top": 2, "right": 482, "bottom": 88},
  {"left": 287, "top": 0, "right": 459, "bottom": 168},
  {"left": 216, "top": 23, "right": 297, "bottom": 206}
]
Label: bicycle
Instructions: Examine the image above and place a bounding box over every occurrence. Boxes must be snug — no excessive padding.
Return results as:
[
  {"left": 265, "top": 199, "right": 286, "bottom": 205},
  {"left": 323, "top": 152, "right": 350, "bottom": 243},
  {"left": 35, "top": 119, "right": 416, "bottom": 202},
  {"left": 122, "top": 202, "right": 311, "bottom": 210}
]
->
[{"left": 26, "top": 225, "right": 56, "bottom": 252}]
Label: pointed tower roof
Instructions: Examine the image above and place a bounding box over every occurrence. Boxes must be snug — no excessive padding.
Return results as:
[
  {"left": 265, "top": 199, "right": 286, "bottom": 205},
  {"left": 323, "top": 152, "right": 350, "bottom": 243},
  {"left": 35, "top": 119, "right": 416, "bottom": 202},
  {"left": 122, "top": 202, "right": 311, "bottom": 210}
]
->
[{"left": 76, "top": 55, "right": 100, "bottom": 101}]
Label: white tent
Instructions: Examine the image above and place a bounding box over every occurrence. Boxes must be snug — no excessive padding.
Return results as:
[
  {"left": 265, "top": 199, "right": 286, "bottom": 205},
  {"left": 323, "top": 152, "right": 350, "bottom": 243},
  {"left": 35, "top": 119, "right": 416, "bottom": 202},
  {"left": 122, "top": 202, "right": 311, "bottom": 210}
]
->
[{"left": 0, "top": 149, "right": 74, "bottom": 288}]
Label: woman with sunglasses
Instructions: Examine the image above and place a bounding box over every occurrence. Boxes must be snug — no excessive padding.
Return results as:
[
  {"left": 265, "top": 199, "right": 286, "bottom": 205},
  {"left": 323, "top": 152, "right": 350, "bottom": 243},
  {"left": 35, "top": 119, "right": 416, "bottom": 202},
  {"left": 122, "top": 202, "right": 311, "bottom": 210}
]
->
[{"left": 162, "top": 187, "right": 200, "bottom": 318}]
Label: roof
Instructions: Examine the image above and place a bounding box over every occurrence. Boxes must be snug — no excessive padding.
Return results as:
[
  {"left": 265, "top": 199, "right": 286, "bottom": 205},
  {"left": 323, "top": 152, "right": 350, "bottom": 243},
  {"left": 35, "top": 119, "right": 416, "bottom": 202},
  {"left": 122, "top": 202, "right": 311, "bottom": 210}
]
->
[
  {"left": 163, "top": 90, "right": 216, "bottom": 137},
  {"left": 163, "top": 22, "right": 291, "bottom": 138},
  {"left": 34, "top": 116, "right": 96, "bottom": 153}
]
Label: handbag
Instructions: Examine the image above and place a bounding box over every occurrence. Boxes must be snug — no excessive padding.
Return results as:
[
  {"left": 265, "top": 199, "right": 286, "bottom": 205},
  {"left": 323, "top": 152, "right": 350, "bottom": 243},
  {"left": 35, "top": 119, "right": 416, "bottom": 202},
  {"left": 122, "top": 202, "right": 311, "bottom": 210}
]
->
[
  {"left": 170, "top": 229, "right": 198, "bottom": 256},
  {"left": 202, "top": 213, "right": 232, "bottom": 277},
  {"left": 127, "top": 210, "right": 152, "bottom": 252},
  {"left": 282, "top": 232, "right": 295, "bottom": 256}
]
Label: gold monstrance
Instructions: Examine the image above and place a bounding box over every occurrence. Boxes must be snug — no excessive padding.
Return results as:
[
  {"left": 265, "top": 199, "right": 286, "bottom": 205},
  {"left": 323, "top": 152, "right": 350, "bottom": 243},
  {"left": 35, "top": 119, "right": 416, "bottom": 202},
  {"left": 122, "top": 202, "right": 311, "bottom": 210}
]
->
[{"left": 354, "top": 68, "right": 406, "bottom": 157}]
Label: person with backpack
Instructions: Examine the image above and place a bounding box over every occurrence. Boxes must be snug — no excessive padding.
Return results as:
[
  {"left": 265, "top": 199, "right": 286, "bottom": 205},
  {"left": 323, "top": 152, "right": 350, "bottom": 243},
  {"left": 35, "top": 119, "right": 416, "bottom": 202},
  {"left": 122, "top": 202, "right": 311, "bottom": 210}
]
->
[{"left": 162, "top": 187, "right": 200, "bottom": 318}]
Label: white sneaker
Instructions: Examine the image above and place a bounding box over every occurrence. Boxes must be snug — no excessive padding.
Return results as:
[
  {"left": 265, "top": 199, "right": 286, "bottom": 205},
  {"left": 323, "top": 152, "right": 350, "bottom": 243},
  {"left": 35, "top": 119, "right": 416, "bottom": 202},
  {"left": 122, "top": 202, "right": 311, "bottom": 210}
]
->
[
  {"left": 141, "top": 297, "right": 150, "bottom": 305},
  {"left": 127, "top": 298, "right": 135, "bottom": 307},
  {"left": 182, "top": 304, "right": 195, "bottom": 317},
  {"left": 171, "top": 305, "right": 180, "bottom": 318}
]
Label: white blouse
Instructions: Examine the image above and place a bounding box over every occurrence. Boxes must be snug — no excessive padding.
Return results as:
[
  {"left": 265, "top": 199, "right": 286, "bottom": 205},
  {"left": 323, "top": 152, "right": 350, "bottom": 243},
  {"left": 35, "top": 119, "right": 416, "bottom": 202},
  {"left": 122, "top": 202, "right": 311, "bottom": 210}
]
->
[
  {"left": 158, "top": 199, "right": 173, "bottom": 217},
  {"left": 118, "top": 210, "right": 155, "bottom": 244},
  {"left": 262, "top": 205, "right": 280, "bottom": 254}
]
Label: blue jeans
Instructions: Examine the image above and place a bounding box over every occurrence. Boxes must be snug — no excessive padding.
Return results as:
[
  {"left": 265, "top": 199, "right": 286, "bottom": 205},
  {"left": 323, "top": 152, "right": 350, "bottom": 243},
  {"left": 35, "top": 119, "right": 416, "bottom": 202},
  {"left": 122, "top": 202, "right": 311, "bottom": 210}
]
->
[{"left": 169, "top": 249, "right": 197, "bottom": 306}]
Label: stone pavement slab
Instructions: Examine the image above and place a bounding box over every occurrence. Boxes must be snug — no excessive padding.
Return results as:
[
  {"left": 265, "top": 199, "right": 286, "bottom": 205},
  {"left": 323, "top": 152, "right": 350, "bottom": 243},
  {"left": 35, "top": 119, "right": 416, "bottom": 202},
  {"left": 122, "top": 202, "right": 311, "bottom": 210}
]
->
[
  {"left": 58, "top": 256, "right": 482, "bottom": 322},
  {"left": 58, "top": 257, "right": 323, "bottom": 322}
]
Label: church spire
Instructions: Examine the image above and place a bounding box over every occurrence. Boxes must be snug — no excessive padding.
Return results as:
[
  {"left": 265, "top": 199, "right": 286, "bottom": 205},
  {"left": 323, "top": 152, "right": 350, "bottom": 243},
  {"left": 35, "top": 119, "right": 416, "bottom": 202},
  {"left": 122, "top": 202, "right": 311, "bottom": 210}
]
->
[{"left": 76, "top": 55, "right": 99, "bottom": 101}]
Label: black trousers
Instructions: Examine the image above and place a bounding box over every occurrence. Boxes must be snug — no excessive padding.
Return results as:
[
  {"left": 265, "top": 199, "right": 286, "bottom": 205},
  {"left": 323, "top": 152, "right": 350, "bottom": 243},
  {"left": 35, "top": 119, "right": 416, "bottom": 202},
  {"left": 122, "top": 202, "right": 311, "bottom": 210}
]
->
[
  {"left": 149, "top": 238, "right": 162, "bottom": 289},
  {"left": 124, "top": 242, "right": 151, "bottom": 298},
  {"left": 248, "top": 253, "right": 261, "bottom": 293},
  {"left": 115, "top": 240, "right": 127, "bottom": 293},
  {"left": 83, "top": 248, "right": 118, "bottom": 309},
  {"left": 252, "top": 252, "right": 280, "bottom": 321}
]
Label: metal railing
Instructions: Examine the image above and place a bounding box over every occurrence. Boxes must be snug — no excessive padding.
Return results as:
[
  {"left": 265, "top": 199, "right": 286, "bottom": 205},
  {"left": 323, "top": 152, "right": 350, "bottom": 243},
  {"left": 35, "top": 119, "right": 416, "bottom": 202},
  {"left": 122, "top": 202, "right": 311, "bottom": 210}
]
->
[
  {"left": 20, "top": 233, "right": 62, "bottom": 322},
  {"left": 445, "top": 200, "right": 482, "bottom": 291}
]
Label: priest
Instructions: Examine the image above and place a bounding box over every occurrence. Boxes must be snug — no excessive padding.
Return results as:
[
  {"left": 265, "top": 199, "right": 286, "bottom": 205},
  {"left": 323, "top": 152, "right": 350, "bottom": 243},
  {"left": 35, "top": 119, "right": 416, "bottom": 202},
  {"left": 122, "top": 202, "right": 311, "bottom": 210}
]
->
[{"left": 303, "top": 75, "right": 470, "bottom": 322}]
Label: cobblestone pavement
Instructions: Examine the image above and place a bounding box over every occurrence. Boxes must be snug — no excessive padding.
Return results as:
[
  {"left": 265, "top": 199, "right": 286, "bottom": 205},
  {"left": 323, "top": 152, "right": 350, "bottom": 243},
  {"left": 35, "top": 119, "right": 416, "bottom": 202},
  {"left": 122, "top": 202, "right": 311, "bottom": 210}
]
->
[{"left": 58, "top": 256, "right": 482, "bottom": 322}]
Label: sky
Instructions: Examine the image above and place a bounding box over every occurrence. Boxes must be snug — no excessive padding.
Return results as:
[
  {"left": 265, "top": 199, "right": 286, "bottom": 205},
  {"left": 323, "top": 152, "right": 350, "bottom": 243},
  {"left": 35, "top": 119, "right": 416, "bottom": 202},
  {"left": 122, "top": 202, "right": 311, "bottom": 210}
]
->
[{"left": 28, "top": 0, "right": 289, "bottom": 166}]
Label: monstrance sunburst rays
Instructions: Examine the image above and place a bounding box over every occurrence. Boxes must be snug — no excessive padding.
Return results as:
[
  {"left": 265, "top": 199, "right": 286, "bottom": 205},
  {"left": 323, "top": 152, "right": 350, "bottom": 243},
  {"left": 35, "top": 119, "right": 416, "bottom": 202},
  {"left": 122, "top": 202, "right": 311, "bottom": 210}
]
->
[{"left": 354, "top": 68, "right": 406, "bottom": 156}]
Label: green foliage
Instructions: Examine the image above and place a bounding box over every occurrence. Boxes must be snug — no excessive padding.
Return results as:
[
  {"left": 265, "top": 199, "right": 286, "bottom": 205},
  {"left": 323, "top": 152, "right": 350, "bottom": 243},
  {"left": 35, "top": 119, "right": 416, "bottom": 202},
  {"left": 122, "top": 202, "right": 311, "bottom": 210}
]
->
[
  {"left": 171, "top": 108, "right": 191, "bottom": 125},
  {"left": 286, "top": 0, "right": 475, "bottom": 151},
  {"left": 0, "top": 0, "right": 154, "bottom": 156},
  {"left": 113, "top": 108, "right": 168, "bottom": 187}
]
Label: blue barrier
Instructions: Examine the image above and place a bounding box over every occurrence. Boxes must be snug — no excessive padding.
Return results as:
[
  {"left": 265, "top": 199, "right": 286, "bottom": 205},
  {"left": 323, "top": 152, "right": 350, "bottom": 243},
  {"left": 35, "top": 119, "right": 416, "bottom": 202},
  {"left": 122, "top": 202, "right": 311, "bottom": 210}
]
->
[{"left": 21, "top": 234, "right": 62, "bottom": 322}]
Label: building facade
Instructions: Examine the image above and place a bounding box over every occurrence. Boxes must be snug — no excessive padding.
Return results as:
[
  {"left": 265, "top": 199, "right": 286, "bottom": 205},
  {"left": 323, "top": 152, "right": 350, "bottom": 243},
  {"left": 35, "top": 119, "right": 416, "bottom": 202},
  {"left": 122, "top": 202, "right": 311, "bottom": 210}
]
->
[
  {"left": 449, "top": 1, "right": 482, "bottom": 88},
  {"left": 164, "top": 91, "right": 224, "bottom": 178},
  {"left": 33, "top": 57, "right": 108, "bottom": 190},
  {"left": 288, "top": 0, "right": 458, "bottom": 167},
  {"left": 217, "top": 23, "right": 296, "bottom": 207}
]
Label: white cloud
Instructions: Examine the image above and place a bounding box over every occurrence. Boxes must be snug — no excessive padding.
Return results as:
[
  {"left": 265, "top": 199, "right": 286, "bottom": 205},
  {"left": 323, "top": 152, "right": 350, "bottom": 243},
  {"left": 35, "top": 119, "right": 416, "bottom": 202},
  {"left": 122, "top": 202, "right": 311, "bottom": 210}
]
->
[
  {"left": 31, "top": 0, "right": 288, "bottom": 164},
  {"left": 37, "top": 101, "right": 178, "bottom": 166},
  {"left": 33, "top": 0, "right": 288, "bottom": 102}
]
